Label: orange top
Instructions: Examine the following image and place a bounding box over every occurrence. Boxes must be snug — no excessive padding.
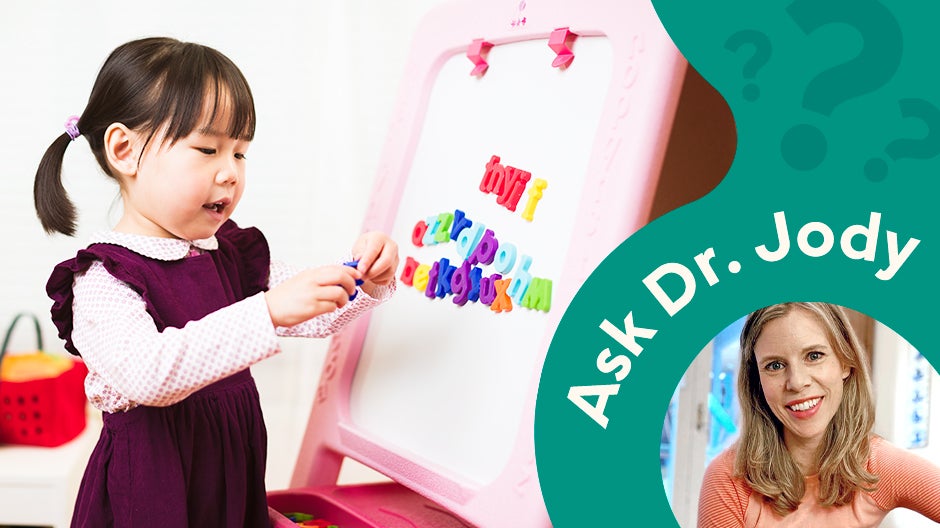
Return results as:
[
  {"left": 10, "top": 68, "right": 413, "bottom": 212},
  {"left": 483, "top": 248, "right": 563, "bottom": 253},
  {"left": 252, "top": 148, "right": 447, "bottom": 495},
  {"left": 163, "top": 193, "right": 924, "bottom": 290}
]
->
[{"left": 698, "top": 437, "right": 940, "bottom": 527}]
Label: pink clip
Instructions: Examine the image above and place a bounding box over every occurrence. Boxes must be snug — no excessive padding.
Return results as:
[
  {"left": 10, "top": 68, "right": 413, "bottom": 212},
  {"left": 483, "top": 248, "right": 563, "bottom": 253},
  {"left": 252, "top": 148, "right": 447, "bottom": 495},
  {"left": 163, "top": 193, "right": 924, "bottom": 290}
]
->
[
  {"left": 467, "top": 38, "right": 493, "bottom": 77},
  {"left": 548, "top": 27, "right": 577, "bottom": 68}
]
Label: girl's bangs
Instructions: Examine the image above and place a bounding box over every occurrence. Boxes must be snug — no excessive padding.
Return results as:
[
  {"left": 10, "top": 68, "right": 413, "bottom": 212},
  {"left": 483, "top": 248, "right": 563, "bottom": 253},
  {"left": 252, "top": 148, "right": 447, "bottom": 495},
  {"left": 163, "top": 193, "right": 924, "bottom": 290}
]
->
[
  {"left": 153, "top": 45, "right": 256, "bottom": 143},
  {"left": 201, "top": 72, "right": 256, "bottom": 141}
]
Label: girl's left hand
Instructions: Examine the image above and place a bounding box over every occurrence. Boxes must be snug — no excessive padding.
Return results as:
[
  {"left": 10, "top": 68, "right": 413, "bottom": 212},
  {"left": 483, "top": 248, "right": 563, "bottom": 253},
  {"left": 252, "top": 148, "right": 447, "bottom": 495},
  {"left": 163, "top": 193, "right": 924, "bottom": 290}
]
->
[{"left": 352, "top": 231, "right": 399, "bottom": 288}]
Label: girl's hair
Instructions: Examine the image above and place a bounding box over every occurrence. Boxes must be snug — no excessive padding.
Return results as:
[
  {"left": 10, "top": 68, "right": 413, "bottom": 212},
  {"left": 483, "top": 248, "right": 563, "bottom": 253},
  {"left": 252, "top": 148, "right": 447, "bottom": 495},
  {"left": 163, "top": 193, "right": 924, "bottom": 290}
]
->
[
  {"left": 34, "top": 37, "right": 256, "bottom": 236},
  {"left": 734, "top": 302, "right": 878, "bottom": 516}
]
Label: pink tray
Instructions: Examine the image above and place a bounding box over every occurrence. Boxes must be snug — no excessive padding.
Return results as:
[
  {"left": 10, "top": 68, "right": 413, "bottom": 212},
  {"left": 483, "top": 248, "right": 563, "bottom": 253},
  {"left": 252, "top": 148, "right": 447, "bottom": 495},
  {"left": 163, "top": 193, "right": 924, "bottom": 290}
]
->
[{"left": 268, "top": 483, "right": 472, "bottom": 527}]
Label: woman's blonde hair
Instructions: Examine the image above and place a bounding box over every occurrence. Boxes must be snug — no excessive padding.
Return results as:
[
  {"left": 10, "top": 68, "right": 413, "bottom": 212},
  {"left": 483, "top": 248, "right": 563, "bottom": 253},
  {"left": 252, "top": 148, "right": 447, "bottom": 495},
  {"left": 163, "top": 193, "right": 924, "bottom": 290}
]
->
[{"left": 734, "top": 302, "right": 878, "bottom": 516}]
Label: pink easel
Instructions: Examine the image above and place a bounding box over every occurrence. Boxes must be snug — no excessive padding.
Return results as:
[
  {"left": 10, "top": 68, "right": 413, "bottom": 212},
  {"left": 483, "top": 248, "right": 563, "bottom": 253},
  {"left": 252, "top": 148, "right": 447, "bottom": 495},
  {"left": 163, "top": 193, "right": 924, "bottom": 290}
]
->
[{"left": 267, "top": 0, "right": 687, "bottom": 526}]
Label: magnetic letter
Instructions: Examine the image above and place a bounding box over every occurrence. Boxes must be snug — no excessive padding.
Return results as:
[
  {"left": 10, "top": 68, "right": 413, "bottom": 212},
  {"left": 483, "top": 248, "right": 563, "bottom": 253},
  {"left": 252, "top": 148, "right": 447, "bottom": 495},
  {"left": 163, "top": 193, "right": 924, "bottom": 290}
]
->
[
  {"left": 480, "top": 155, "right": 502, "bottom": 193},
  {"left": 521, "top": 277, "right": 552, "bottom": 312},
  {"left": 508, "top": 254, "right": 533, "bottom": 305},
  {"left": 497, "top": 167, "right": 531, "bottom": 212},
  {"left": 413, "top": 264, "right": 431, "bottom": 292},
  {"left": 400, "top": 256, "right": 419, "bottom": 287},
  {"left": 425, "top": 261, "right": 440, "bottom": 299},
  {"left": 493, "top": 243, "right": 518, "bottom": 274},
  {"left": 455, "top": 223, "right": 486, "bottom": 260},
  {"left": 521, "top": 179, "right": 548, "bottom": 222},
  {"left": 435, "top": 258, "right": 456, "bottom": 298},
  {"left": 411, "top": 220, "right": 427, "bottom": 247},
  {"left": 435, "top": 213, "right": 454, "bottom": 244},
  {"left": 468, "top": 267, "right": 483, "bottom": 302},
  {"left": 469, "top": 229, "right": 499, "bottom": 266},
  {"left": 479, "top": 273, "right": 502, "bottom": 305},
  {"left": 423, "top": 215, "right": 441, "bottom": 246},
  {"left": 490, "top": 279, "right": 513, "bottom": 313},
  {"left": 451, "top": 261, "right": 471, "bottom": 306},
  {"left": 450, "top": 209, "right": 473, "bottom": 241}
]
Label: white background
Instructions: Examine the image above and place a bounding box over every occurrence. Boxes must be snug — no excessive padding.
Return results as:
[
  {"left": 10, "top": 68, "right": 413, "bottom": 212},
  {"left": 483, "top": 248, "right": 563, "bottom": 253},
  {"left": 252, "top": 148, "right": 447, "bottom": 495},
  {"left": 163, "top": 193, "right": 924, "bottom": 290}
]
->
[{"left": 351, "top": 36, "right": 612, "bottom": 484}]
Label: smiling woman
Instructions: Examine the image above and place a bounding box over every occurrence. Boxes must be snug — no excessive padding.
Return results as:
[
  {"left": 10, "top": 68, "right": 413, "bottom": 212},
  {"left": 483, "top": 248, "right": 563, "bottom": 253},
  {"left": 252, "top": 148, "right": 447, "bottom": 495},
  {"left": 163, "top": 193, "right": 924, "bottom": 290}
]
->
[{"left": 697, "top": 302, "right": 940, "bottom": 528}]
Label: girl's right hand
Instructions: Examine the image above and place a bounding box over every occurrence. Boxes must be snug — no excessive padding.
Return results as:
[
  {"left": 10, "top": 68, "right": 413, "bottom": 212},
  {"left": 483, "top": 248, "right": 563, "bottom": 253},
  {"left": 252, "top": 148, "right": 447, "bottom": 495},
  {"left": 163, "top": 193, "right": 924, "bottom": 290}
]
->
[{"left": 263, "top": 265, "right": 362, "bottom": 327}]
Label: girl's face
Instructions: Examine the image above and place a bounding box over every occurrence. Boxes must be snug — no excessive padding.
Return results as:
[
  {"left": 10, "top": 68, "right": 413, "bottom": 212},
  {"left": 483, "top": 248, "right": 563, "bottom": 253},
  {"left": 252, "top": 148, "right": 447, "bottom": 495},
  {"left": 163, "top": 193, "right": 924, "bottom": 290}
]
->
[
  {"left": 118, "top": 107, "right": 249, "bottom": 241},
  {"left": 753, "top": 308, "right": 851, "bottom": 454}
]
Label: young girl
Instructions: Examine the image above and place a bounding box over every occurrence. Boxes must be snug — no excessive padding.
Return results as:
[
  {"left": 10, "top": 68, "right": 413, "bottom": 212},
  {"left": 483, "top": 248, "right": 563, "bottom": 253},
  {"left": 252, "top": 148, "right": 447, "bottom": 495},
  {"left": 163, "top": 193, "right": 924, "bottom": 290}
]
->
[{"left": 34, "top": 37, "right": 398, "bottom": 527}]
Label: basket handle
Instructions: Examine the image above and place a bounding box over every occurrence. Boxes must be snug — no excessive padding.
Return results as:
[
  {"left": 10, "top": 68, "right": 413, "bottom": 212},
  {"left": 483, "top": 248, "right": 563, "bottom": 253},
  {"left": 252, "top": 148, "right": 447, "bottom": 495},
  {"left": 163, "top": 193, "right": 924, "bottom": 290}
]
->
[{"left": 0, "top": 312, "right": 45, "bottom": 366}]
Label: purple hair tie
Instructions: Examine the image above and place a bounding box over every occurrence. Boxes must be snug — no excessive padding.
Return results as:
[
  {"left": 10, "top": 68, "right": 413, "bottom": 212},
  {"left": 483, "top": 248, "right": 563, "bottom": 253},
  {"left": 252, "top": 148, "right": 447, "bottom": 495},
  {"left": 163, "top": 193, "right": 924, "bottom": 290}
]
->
[{"left": 64, "top": 116, "right": 81, "bottom": 141}]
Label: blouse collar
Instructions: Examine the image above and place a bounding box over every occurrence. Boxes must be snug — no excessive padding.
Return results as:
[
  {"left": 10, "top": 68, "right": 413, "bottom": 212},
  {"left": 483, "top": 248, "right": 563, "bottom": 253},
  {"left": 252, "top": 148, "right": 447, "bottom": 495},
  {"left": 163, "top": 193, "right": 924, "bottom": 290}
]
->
[{"left": 89, "top": 230, "right": 219, "bottom": 261}]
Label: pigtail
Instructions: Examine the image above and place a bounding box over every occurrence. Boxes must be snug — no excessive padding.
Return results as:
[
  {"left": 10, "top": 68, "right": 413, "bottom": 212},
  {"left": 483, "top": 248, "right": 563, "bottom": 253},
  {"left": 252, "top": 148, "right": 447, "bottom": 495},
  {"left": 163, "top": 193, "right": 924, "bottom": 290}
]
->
[{"left": 34, "top": 133, "right": 79, "bottom": 236}]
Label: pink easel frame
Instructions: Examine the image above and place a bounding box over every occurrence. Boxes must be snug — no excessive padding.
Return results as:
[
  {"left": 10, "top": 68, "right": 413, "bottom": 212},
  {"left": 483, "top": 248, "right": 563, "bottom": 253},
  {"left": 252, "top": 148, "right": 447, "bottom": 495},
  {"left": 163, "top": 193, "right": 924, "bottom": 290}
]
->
[{"left": 267, "top": 0, "right": 686, "bottom": 526}]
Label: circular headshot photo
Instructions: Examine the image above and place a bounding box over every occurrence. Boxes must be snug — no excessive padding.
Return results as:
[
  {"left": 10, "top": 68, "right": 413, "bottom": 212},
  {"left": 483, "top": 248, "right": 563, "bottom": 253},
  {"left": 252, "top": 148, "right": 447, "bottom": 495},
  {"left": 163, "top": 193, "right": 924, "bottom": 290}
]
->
[{"left": 662, "top": 302, "right": 940, "bottom": 528}]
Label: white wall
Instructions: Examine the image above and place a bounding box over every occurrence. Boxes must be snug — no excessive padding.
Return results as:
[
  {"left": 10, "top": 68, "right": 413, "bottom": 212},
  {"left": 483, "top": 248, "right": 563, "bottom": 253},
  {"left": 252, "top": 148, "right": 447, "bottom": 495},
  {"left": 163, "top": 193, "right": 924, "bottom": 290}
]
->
[{"left": 0, "top": 0, "right": 446, "bottom": 489}]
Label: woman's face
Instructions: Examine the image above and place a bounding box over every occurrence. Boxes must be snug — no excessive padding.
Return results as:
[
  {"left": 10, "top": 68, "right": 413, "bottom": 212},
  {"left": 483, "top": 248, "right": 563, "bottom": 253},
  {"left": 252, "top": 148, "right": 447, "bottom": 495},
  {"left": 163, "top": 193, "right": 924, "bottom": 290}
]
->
[{"left": 753, "top": 308, "right": 850, "bottom": 453}]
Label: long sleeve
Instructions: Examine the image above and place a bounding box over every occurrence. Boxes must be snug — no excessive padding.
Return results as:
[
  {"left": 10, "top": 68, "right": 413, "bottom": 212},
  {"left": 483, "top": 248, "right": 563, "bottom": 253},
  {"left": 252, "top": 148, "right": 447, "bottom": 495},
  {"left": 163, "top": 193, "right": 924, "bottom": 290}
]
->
[
  {"left": 72, "top": 260, "right": 280, "bottom": 412},
  {"left": 267, "top": 259, "right": 395, "bottom": 338},
  {"left": 73, "top": 257, "right": 395, "bottom": 413},
  {"left": 870, "top": 438, "right": 940, "bottom": 521},
  {"left": 698, "top": 449, "right": 749, "bottom": 528}
]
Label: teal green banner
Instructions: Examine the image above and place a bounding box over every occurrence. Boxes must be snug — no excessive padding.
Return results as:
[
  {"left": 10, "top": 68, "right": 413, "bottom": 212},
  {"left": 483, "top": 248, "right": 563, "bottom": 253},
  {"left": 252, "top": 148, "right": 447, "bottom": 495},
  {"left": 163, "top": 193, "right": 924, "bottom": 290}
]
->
[{"left": 536, "top": 1, "right": 940, "bottom": 525}]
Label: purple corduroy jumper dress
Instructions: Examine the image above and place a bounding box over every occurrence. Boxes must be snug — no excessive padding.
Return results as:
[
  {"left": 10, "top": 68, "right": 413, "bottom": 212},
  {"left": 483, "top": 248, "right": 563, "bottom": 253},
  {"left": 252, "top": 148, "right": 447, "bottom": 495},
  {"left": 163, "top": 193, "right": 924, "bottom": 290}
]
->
[{"left": 46, "top": 221, "right": 273, "bottom": 528}]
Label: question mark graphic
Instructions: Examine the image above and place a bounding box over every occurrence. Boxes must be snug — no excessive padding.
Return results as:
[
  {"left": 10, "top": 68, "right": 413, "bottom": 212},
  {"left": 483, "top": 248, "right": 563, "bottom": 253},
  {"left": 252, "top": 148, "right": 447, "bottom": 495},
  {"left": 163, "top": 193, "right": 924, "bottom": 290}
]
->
[
  {"left": 864, "top": 98, "right": 940, "bottom": 181},
  {"left": 724, "top": 30, "right": 772, "bottom": 103},
  {"left": 780, "top": 0, "right": 902, "bottom": 171}
]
